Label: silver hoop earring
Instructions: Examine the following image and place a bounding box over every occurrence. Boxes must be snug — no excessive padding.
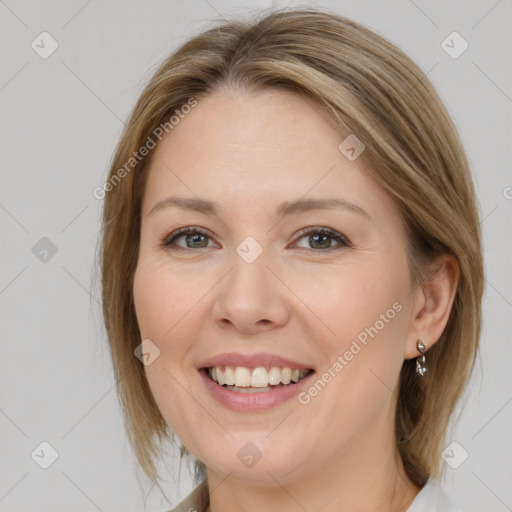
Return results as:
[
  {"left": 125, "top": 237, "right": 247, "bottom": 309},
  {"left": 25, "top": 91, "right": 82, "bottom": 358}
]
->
[{"left": 415, "top": 339, "right": 427, "bottom": 376}]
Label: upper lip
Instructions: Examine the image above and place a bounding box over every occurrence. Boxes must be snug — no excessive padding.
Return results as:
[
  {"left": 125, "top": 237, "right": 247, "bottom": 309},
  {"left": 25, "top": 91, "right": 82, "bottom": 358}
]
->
[{"left": 197, "top": 352, "right": 314, "bottom": 370}]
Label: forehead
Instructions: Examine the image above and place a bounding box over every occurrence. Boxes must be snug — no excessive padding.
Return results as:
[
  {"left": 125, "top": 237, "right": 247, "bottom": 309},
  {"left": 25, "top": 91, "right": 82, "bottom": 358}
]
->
[{"left": 142, "top": 88, "right": 397, "bottom": 224}]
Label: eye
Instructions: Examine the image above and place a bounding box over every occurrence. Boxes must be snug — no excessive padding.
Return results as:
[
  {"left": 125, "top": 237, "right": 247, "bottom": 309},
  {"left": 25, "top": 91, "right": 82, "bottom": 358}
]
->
[
  {"left": 161, "top": 227, "right": 217, "bottom": 251},
  {"left": 161, "top": 226, "right": 350, "bottom": 252},
  {"left": 292, "top": 226, "right": 350, "bottom": 251}
]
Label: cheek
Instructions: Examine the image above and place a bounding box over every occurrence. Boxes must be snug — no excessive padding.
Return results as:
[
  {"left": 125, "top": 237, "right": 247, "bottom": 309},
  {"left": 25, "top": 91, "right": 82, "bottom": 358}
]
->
[
  {"left": 133, "top": 260, "right": 203, "bottom": 437},
  {"left": 297, "top": 258, "right": 409, "bottom": 391},
  {"left": 298, "top": 260, "right": 405, "bottom": 341},
  {"left": 133, "top": 257, "right": 202, "bottom": 342},
  {"left": 294, "top": 268, "right": 408, "bottom": 448}
]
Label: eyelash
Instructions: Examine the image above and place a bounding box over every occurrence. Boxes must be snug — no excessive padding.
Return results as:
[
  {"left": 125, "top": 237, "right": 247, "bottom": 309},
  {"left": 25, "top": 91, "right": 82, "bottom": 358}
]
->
[{"left": 160, "top": 226, "right": 351, "bottom": 252}]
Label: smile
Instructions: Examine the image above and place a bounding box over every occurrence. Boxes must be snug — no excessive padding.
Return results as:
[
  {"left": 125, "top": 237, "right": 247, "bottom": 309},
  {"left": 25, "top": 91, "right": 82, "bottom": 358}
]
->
[
  {"left": 199, "top": 366, "right": 316, "bottom": 411},
  {"left": 207, "top": 366, "right": 313, "bottom": 392}
]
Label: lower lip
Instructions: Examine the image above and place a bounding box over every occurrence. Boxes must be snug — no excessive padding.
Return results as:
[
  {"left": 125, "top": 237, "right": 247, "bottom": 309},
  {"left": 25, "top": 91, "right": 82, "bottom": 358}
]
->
[{"left": 199, "top": 369, "right": 315, "bottom": 412}]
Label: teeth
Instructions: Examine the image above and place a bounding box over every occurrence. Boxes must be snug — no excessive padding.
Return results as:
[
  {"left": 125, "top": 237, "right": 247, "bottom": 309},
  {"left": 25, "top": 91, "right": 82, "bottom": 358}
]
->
[
  {"left": 281, "top": 368, "right": 292, "bottom": 384},
  {"left": 234, "top": 367, "right": 251, "bottom": 387},
  {"left": 224, "top": 366, "right": 235, "bottom": 385},
  {"left": 208, "top": 366, "right": 311, "bottom": 387},
  {"left": 250, "top": 367, "right": 268, "bottom": 388},
  {"left": 268, "top": 367, "right": 282, "bottom": 385}
]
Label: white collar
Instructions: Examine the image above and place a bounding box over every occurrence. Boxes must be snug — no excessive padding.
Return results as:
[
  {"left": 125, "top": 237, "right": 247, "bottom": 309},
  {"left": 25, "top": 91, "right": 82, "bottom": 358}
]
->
[{"left": 406, "top": 479, "right": 462, "bottom": 512}]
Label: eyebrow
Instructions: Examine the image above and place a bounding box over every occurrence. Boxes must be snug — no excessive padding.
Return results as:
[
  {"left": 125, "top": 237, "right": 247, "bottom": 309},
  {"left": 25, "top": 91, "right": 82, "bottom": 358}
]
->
[{"left": 148, "top": 196, "right": 371, "bottom": 220}]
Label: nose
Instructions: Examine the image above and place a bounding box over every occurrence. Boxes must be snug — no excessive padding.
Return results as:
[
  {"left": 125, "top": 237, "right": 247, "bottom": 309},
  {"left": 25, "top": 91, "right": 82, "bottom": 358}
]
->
[{"left": 212, "top": 248, "right": 290, "bottom": 334}]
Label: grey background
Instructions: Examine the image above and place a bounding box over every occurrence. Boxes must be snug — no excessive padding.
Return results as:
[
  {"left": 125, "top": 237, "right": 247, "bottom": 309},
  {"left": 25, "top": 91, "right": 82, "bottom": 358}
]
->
[{"left": 0, "top": 0, "right": 511, "bottom": 510}]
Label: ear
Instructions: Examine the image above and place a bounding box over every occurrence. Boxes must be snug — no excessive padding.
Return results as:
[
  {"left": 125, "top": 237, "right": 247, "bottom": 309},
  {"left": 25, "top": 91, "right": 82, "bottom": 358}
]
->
[{"left": 404, "top": 254, "right": 460, "bottom": 359}]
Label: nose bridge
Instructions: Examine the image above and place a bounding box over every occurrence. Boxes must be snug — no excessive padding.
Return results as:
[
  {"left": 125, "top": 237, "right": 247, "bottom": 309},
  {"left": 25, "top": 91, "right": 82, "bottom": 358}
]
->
[
  {"left": 213, "top": 236, "right": 289, "bottom": 331},
  {"left": 231, "top": 238, "right": 270, "bottom": 296}
]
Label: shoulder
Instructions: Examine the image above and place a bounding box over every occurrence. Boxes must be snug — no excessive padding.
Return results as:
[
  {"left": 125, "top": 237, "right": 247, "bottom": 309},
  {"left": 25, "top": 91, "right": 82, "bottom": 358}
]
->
[
  {"left": 407, "top": 479, "right": 463, "bottom": 512},
  {"left": 166, "top": 479, "right": 209, "bottom": 512}
]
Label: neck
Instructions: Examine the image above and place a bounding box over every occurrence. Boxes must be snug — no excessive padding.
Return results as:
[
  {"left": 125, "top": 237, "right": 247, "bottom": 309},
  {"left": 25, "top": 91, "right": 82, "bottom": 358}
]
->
[{"left": 204, "top": 412, "right": 421, "bottom": 512}]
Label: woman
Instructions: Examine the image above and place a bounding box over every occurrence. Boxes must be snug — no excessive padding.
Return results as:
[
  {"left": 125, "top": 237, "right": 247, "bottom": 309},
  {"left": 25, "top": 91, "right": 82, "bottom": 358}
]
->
[{"left": 99, "top": 8, "right": 483, "bottom": 512}]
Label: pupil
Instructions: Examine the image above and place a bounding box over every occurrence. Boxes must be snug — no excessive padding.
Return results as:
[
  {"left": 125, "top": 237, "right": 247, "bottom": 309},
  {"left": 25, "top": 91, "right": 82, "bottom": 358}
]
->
[
  {"left": 311, "top": 234, "right": 329, "bottom": 249},
  {"left": 187, "top": 233, "right": 207, "bottom": 248}
]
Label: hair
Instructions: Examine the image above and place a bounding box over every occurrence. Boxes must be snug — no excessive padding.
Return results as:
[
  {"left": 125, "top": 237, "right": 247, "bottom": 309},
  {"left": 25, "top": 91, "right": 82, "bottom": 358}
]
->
[{"left": 98, "top": 6, "right": 484, "bottom": 494}]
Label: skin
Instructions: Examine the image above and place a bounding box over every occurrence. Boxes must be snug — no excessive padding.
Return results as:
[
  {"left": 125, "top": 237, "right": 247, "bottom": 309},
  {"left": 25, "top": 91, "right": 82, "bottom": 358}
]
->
[{"left": 133, "top": 88, "right": 459, "bottom": 512}]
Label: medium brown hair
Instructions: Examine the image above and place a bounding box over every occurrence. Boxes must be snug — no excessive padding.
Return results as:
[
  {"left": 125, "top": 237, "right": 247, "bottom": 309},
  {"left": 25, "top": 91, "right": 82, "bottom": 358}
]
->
[{"left": 99, "top": 7, "right": 484, "bottom": 491}]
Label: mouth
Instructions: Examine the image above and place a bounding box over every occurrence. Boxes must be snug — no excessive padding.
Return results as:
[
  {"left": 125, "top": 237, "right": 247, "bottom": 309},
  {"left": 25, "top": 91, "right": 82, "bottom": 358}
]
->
[
  {"left": 199, "top": 365, "right": 316, "bottom": 411},
  {"left": 200, "top": 366, "right": 315, "bottom": 393},
  {"left": 196, "top": 352, "right": 316, "bottom": 411}
]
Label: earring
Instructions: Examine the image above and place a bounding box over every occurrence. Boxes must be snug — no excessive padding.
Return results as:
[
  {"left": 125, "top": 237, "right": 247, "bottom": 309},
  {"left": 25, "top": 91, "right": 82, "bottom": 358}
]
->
[{"left": 415, "top": 339, "right": 427, "bottom": 376}]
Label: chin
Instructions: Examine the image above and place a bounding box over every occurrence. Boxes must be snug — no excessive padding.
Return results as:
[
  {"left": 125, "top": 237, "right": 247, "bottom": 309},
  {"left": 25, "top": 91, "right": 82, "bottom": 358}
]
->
[{"left": 198, "top": 436, "right": 312, "bottom": 485}]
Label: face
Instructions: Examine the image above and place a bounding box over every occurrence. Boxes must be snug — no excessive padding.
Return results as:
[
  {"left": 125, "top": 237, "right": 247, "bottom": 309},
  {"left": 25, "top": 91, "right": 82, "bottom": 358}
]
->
[{"left": 133, "top": 88, "right": 418, "bottom": 485}]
